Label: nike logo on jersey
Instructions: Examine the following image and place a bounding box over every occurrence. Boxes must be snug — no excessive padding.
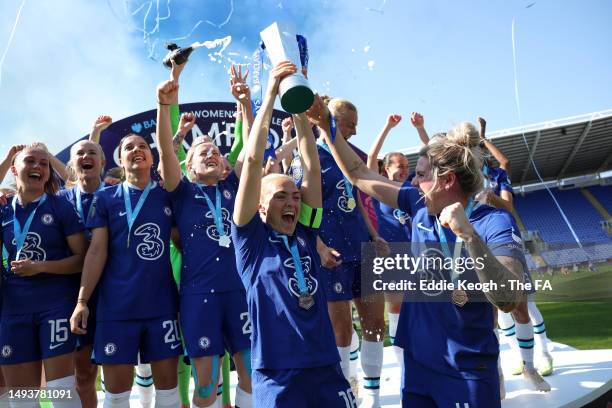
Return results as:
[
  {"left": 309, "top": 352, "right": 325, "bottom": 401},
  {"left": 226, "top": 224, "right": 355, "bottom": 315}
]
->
[
  {"left": 321, "top": 167, "right": 332, "bottom": 173},
  {"left": 417, "top": 222, "right": 434, "bottom": 232},
  {"left": 49, "top": 342, "right": 65, "bottom": 350},
  {"left": 1, "top": 220, "right": 12, "bottom": 227},
  {"left": 119, "top": 211, "right": 127, "bottom": 217},
  {"left": 194, "top": 195, "right": 205, "bottom": 199},
  {"left": 170, "top": 343, "right": 181, "bottom": 350}
]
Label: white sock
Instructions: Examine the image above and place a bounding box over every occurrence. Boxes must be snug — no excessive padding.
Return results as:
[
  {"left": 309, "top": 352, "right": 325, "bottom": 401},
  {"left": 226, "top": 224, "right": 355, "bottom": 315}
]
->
[
  {"left": 361, "top": 340, "right": 383, "bottom": 403},
  {"left": 155, "top": 387, "right": 179, "bottom": 408},
  {"left": 338, "top": 346, "right": 351, "bottom": 380},
  {"left": 515, "top": 321, "right": 535, "bottom": 370},
  {"left": 235, "top": 385, "right": 252, "bottom": 408},
  {"left": 497, "top": 310, "right": 520, "bottom": 355},
  {"left": 349, "top": 328, "right": 360, "bottom": 379},
  {"left": 388, "top": 312, "right": 403, "bottom": 366},
  {"left": 103, "top": 390, "right": 131, "bottom": 408},
  {"left": 528, "top": 300, "right": 550, "bottom": 356},
  {"left": 47, "top": 375, "right": 81, "bottom": 408},
  {"left": 136, "top": 362, "right": 154, "bottom": 407}
]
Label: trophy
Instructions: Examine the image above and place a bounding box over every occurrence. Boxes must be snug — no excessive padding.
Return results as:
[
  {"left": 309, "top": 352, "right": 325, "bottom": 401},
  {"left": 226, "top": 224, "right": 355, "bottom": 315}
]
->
[
  {"left": 162, "top": 43, "right": 195, "bottom": 69},
  {"left": 260, "top": 22, "right": 314, "bottom": 114}
]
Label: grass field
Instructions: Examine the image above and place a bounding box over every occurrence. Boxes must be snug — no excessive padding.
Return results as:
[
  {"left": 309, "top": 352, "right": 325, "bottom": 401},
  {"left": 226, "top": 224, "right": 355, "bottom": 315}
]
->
[{"left": 534, "top": 264, "right": 612, "bottom": 350}]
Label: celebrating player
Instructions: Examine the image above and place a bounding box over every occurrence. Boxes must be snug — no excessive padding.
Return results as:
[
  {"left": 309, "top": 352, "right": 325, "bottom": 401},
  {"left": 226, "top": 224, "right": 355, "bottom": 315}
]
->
[
  {"left": 1, "top": 144, "right": 87, "bottom": 408},
  {"left": 318, "top": 108, "right": 532, "bottom": 407},
  {"left": 232, "top": 61, "right": 355, "bottom": 407},
  {"left": 155, "top": 74, "right": 253, "bottom": 408},
  {"left": 70, "top": 131, "right": 181, "bottom": 407}
]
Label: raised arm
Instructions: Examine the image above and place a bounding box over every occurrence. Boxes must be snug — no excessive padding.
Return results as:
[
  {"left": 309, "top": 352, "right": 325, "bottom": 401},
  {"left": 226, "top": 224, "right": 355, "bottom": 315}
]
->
[
  {"left": 233, "top": 61, "right": 296, "bottom": 226},
  {"left": 0, "top": 145, "right": 25, "bottom": 182},
  {"left": 70, "top": 227, "right": 108, "bottom": 334},
  {"left": 307, "top": 96, "right": 402, "bottom": 209},
  {"left": 479, "top": 117, "right": 510, "bottom": 174},
  {"left": 411, "top": 112, "right": 430, "bottom": 145},
  {"left": 279, "top": 117, "right": 295, "bottom": 172},
  {"left": 89, "top": 116, "right": 113, "bottom": 143},
  {"left": 367, "top": 114, "right": 402, "bottom": 172},
  {"left": 292, "top": 113, "right": 321, "bottom": 208},
  {"left": 31, "top": 142, "right": 68, "bottom": 181},
  {"left": 154, "top": 80, "right": 182, "bottom": 192}
]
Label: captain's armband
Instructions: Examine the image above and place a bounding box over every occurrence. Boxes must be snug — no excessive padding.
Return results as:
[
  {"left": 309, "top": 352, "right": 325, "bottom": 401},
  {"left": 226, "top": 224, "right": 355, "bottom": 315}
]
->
[{"left": 298, "top": 202, "right": 322, "bottom": 229}]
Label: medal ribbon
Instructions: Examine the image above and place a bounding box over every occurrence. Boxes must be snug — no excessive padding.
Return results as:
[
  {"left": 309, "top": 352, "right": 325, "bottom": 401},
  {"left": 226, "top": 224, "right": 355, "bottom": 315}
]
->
[
  {"left": 274, "top": 232, "right": 308, "bottom": 295},
  {"left": 434, "top": 198, "right": 476, "bottom": 284},
  {"left": 12, "top": 194, "right": 47, "bottom": 260},
  {"left": 122, "top": 181, "right": 153, "bottom": 247},
  {"left": 318, "top": 142, "right": 355, "bottom": 206},
  {"left": 196, "top": 184, "right": 227, "bottom": 242},
  {"left": 76, "top": 181, "right": 105, "bottom": 225}
]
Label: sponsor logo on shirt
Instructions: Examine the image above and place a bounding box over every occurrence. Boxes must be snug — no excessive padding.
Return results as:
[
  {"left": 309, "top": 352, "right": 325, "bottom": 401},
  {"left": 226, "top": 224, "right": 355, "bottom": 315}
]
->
[{"left": 285, "top": 255, "right": 319, "bottom": 298}]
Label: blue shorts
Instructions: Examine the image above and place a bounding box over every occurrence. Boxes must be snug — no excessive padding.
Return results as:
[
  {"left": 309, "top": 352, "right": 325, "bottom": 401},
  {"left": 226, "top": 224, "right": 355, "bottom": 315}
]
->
[
  {"left": 322, "top": 261, "right": 361, "bottom": 301},
  {"left": 94, "top": 315, "right": 183, "bottom": 365},
  {"left": 0, "top": 304, "right": 77, "bottom": 364},
  {"left": 180, "top": 290, "right": 251, "bottom": 358},
  {"left": 252, "top": 363, "right": 354, "bottom": 408},
  {"left": 402, "top": 353, "right": 500, "bottom": 408}
]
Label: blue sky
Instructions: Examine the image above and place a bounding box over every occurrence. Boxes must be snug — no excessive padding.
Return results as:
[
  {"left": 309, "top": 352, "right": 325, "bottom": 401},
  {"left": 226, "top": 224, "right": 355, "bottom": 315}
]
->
[{"left": 0, "top": 0, "right": 611, "bottom": 161}]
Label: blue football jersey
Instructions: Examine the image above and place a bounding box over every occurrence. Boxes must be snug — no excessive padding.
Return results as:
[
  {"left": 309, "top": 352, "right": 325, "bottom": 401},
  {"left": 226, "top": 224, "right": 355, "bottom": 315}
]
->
[
  {"left": 396, "top": 184, "right": 527, "bottom": 380},
  {"left": 170, "top": 173, "right": 242, "bottom": 294},
  {"left": 484, "top": 166, "right": 513, "bottom": 197},
  {"left": 231, "top": 216, "right": 339, "bottom": 370},
  {"left": 373, "top": 199, "right": 412, "bottom": 242},
  {"left": 0, "top": 194, "right": 84, "bottom": 314},
  {"left": 87, "top": 182, "right": 178, "bottom": 321},
  {"left": 289, "top": 145, "right": 369, "bottom": 261},
  {"left": 58, "top": 184, "right": 103, "bottom": 240}
]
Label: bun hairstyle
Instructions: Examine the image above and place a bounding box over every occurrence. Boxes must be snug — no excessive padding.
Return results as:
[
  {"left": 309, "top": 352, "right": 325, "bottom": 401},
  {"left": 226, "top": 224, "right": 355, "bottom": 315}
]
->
[{"left": 419, "top": 122, "right": 484, "bottom": 196}]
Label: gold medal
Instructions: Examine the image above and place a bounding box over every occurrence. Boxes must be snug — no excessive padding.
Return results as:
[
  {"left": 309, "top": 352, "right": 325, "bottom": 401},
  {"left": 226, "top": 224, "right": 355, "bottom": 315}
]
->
[
  {"left": 299, "top": 294, "right": 315, "bottom": 310},
  {"left": 452, "top": 289, "right": 468, "bottom": 307},
  {"left": 347, "top": 197, "right": 356, "bottom": 210}
]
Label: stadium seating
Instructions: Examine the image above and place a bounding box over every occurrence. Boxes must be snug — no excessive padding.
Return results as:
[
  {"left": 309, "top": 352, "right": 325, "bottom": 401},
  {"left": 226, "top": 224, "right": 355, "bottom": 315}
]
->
[
  {"left": 514, "top": 186, "right": 611, "bottom": 266},
  {"left": 588, "top": 185, "right": 612, "bottom": 214},
  {"left": 514, "top": 188, "right": 610, "bottom": 244}
]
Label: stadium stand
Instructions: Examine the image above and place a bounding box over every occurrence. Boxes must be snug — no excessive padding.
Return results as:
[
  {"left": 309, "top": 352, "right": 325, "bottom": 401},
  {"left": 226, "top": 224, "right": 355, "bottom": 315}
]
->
[{"left": 588, "top": 185, "right": 612, "bottom": 214}]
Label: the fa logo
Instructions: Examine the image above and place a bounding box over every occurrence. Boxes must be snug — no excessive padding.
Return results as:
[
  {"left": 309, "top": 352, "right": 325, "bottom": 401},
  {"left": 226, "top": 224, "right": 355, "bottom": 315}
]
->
[
  {"left": 41, "top": 214, "right": 54, "bottom": 225},
  {"left": 1, "top": 345, "right": 12, "bottom": 358},
  {"left": 163, "top": 206, "right": 172, "bottom": 217},
  {"left": 104, "top": 343, "right": 117, "bottom": 356},
  {"left": 198, "top": 337, "right": 211, "bottom": 350},
  {"left": 334, "top": 282, "right": 343, "bottom": 294},
  {"left": 223, "top": 189, "right": 232, "bottom": 200}
]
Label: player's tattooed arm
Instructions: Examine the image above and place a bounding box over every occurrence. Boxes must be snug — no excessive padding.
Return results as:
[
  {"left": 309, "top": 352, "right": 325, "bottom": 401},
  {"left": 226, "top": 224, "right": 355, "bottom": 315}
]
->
[{"left": 464, "top": 234, "right": 525, "bottom": 312}]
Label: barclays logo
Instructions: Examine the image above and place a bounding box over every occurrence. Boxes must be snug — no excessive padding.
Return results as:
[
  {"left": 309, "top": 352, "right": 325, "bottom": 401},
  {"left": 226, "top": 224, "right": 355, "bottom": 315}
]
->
[{"left": 131, "top": 123, "right": 143, "bottom": 133}]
